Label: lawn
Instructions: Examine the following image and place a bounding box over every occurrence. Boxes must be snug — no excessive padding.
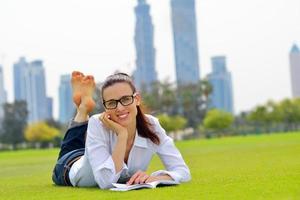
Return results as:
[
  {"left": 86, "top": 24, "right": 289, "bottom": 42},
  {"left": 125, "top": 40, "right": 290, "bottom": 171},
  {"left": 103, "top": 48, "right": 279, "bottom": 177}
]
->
[{"left": 0, "top": 132, "right": 300, "bottom": 200}]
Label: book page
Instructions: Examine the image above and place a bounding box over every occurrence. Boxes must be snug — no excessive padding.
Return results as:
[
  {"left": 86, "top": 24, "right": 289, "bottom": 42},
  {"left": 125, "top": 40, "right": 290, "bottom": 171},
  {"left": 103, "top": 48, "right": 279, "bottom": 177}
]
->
[
  {"left": 110, "top": 180, "right": 179, "bottom": 191},
  {"left": 110, "top": 183, "right": 153, "bottom": 191}
]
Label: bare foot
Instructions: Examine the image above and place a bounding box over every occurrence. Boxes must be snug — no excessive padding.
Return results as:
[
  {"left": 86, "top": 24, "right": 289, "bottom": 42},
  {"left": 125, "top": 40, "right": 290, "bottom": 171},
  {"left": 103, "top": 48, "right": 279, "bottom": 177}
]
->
[
  {"left": 79, "top": 75, "right": 96, "bottom": 113},
  {"left": 71, "top": 71, "right": 84, "bottom": 107}
]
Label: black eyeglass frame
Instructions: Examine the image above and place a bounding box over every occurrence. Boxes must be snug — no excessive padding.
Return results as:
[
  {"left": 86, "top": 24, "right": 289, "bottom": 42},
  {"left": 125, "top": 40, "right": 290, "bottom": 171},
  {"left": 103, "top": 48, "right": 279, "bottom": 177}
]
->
[{"left": 102, "top": 93, "right": 137, "bottom": 110}]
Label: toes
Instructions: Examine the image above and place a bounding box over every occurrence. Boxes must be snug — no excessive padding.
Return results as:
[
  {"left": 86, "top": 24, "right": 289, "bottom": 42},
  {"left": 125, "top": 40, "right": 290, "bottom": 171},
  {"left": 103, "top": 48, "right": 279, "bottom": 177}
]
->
[
  {"left": 83, "top": 75, "right": 95, "bottom": 86},
  {"left": 72, "top": 71, "right": 81, "bottom": 76}
]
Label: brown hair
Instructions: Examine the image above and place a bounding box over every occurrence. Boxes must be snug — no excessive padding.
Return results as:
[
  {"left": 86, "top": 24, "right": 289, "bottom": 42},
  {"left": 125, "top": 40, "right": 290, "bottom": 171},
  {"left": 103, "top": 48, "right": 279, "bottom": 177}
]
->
[{"left": 101, "top": 73, "right": 160, "bottom": 145}]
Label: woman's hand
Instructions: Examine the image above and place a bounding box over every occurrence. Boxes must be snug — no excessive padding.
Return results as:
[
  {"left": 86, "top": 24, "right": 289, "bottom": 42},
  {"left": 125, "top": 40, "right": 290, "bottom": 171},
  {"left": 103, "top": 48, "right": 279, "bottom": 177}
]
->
[
  {"left": 126, "top": 170, "right": 173, "bottom": 185},
  {"left": 99, "top": 112, "right": 127, "bottom": 137},
  {"left": 100, "top": 112, "right": 128, "bottom": 173}
]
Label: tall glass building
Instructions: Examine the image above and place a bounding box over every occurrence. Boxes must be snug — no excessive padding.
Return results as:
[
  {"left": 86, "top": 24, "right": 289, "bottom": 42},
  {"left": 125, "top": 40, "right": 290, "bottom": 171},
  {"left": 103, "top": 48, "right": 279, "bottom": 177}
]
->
[
  {"left": 133, "top": 0, "right": 157, "bottom": 91},
  {"left": 0, "top": 65, "right": 7, "bottom": 124},
  {"left": 13, "top": 57, "right": 28, "bottom": 101},
  {"left": 59, "top": 74, "right": 74, "bottom": 123},
  {"left": 13, "top": 58, "right": 50, "bottom": 122},
  {"left": 289, "top": 44, "right": 300, "bottom": 98},
  {"left": 171, "top": 0, "right": 200, "bottom": 86},
  {"left": 25, "top": 60, "right": 49, "bottom": 122},
  {"left": 207, "top": 56, "right": 234, "bottom": 114}
]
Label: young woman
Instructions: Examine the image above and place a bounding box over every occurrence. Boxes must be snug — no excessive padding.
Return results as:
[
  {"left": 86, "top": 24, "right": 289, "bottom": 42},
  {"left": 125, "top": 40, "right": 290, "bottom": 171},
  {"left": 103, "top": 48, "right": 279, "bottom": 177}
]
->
[{"left": 52, "top": 71, "right": 191, "bottom": 189}]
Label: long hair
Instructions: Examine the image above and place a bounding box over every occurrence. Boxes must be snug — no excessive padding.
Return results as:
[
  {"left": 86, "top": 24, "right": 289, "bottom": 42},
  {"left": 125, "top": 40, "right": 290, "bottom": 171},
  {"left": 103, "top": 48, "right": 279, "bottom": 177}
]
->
[{"left": 101, "top": 73, "right": 160, "bottom": 145}]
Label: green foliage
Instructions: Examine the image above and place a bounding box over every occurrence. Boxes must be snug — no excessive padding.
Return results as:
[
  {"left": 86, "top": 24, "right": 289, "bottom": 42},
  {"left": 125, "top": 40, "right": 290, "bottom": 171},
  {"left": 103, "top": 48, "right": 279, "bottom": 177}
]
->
[
  {"left": 0, "top": 133, "right": 299, "bottom": 199},
  {"left": 157, "top": 114, "right": 187, "bottom": 133},
  {"left": 142, "top": 79, "right": 212, "bottom": 128},
  {"left": 0, "top": 101, "right": 28, "bottom": 148},
  {"left": 157, "top": 114, "right": 173, "bottom": 132},
  {"left": 173, "top": 115, "right": 188, "bottom": 131},
  {"left": 246, "top": 98, "right": 300, "bottom": 132},
  {"left": 25, "top": 122, "right": 60, "bottom": 142},
  {"left": 203, "top": 109, "right": 234, "bottom": 132},
  {"left": 142, "top": 79, "right": 177, "bottom": 115},
  {"left": 177, "top": 79, "right": 212, "bottom": 127}
]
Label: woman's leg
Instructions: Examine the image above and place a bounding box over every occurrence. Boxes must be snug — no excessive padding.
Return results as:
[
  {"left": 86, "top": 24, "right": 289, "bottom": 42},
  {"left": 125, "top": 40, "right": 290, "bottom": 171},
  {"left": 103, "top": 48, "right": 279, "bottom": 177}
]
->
[{"left": 52, "top": 71, "right": 95, "bottom": 186}]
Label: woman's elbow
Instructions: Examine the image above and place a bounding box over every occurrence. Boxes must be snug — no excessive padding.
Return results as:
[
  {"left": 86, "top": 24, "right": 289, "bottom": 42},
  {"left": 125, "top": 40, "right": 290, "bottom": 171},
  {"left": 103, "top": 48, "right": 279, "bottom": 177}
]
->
[
  {"left": 185, "top": 171, "right": 192, "bottom": 182},
  {"left": 96, "top": 180, "right": 112, "bottom": 189},
  {"left": 181, "top": 168, "right": 192, "bottom": 182},
  {"left": 95, "top": 175, "right": 113, "bottom": 189}
]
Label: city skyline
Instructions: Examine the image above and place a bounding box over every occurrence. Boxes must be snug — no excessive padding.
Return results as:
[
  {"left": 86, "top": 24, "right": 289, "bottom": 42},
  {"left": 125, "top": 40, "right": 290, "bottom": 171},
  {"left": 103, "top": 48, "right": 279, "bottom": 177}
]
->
[
  {"left": 0, "top": 65, "right": 7, "bottom": 123},
  {"left": 0, "top": 0, "right": 299, "bottom": 119},
  {"left": 59, "top": 74, "right": 74, "bottom": 123},
  {"left": 208, "top": 56, "right": 234, "bottom": 113},
  {"left": 171, "top": 0, "right": 200, "bottom": 86},
  {"left": 13, "top": 58, "right": 51, "bottom": 122},
  {"left": 133, "top": 0, "right": 157, "bottom": 91}
]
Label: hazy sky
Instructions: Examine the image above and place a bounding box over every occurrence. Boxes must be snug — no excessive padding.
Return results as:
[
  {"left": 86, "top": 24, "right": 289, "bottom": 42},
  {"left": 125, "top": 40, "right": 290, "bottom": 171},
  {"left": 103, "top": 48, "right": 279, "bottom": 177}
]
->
[{"left": 0, "top": 0, "right": 299, "bottom": 119}]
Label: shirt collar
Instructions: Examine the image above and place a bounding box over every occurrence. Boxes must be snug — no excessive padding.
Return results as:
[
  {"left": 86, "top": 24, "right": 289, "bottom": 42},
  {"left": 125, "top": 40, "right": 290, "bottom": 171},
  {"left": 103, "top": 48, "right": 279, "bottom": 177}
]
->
[{"left": 133, "top": 131, "right": 148, "bottom": 148}]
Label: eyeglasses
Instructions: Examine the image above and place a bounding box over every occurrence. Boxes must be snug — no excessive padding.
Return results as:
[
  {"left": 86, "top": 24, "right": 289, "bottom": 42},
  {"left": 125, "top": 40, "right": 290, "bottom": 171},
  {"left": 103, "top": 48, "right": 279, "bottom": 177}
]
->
[{"left": 103, "top": 93, "right": 137, "bottom": 110}]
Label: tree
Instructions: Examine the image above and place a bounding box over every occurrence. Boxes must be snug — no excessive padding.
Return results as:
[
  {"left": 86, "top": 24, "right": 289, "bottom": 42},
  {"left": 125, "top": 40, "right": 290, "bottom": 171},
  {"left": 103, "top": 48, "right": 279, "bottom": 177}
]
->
[
  {"left": 142, "top": 79, "right": 177, "bottom": 115},
  {"left": 172, "top": 115, "right": 187, "bottom": 139},
  {"left": 243, "top": 98, "right": 300, "bottom": 134},
  {"left": 203, "top": 109, "right": 234, "bottom": 136},
  {"left": 277, "top": 98, "right": 300, "bottom": 131},
  {"left": 157, "top": 114, "right": 173, "bottom": 133},
  {"left": 25, "top": 122, "right": 60, "bottom": 148},
  {"left": 157, "top": 114, "right": 187, "bottom": 140},
  {"left": 142, "top": 79, "right": 212, "bottom": 128},
  {"left": 1, "top": 101, "right": 28, "bottom": 149},
  {"left": 177, "top": 79, "right": 212, "bottom": 127}
]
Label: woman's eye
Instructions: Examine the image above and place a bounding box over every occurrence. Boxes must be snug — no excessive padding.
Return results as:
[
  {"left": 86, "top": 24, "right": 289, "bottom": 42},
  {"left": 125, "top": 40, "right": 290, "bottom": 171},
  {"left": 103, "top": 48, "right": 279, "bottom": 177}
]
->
[
  {"left": 107, "top": 101, "right": 116, "bottom": 107},
  {"left": 122, "top": 97, "right": 131, "bottom": 102}
]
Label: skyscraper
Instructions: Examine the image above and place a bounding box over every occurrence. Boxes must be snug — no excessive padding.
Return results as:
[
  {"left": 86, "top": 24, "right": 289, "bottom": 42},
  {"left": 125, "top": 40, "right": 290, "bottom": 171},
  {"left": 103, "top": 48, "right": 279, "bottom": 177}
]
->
[
  {"left": 133, "top": 0, "right": 157, "bottom": 91},
  {"left": 46, "top": 97, "right": 53, "bottom": 120},
  {"left": 25, "top": 60, "right": 49, "bottom": 122},
  {"left": 13, "top": 58, "right": 49, "bottom": 122},
  {"left": 289, "top": 44, "right": 300, "bottom": 98},
  {"left": 171, "top": 0, "right": 200, "bottom": 86},
  {"left": 13, "top": 57, "right": 28, "bottom": 101},
  {"left": 0, "top": 65, "right": 7, "bottom": 124},
  {"left": 207, "top": 56, "right": 234, "bottom": 113},
  {"left": 59, "top": 74, "right": 74, "bottom": 123}
]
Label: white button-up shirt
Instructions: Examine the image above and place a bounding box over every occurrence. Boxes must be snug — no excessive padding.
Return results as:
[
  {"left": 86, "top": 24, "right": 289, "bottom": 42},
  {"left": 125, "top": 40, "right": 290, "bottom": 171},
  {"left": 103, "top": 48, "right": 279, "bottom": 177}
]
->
[{"left": 69, "top": 114, "right": 191, "bottom": 189}]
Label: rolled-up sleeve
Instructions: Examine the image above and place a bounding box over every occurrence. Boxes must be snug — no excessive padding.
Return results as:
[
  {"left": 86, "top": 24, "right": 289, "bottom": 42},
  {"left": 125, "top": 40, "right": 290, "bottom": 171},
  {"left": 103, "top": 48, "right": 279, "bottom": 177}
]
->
[
  {"left": 151, "top": 118, "right": 191, "bottom": 183},
  {"left": 86, "top": 116, "right": 127, "bottom": 189}
]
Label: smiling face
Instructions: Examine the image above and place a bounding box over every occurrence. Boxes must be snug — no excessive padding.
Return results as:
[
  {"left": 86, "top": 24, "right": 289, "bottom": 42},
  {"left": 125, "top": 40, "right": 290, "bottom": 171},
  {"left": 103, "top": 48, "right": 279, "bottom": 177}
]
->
[{"left": 102, "top": 82, "right": 141, "bottom": 127}]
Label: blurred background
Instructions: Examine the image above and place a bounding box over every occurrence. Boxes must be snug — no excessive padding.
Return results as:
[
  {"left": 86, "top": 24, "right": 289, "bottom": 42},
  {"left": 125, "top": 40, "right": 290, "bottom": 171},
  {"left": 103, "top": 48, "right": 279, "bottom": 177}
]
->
[{"left": 0, "top": 0, "right": 299, "bottom": 149}]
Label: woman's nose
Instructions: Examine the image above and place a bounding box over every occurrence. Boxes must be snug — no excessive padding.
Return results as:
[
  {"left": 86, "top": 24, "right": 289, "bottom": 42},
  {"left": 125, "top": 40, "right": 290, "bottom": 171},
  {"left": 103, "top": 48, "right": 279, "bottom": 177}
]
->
[{"left": 116, "top": 101, "right": 125, "bottom": 111}]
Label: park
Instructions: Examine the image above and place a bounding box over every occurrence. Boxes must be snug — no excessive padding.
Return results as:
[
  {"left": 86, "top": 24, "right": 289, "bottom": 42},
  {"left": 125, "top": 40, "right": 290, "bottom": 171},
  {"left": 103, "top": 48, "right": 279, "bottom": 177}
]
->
[{"left": 1, "top": 132, "right": 299, "bottom": 200}]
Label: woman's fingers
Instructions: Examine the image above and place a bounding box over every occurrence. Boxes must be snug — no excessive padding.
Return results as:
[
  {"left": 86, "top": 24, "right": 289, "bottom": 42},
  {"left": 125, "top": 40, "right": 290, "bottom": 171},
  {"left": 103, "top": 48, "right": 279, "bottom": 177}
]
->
[
  {"left": 127, "top": 170, "right": 142, "bottom": 185},
  {"left": 99, "top": 113, "right": 123, "bottom": 131},
  {"left": 133, "top": 173, "right": 146, "bottom": 184},
  {"left": 145, "top": 176, "right": 159, "bottom": 183},
  {"left": 139, "top": 174, "right": 150, "bottom": 183},
  {"left": 99, "top": 113, "right": 110, "bottom": 127},
  {"left": 127, "top": 171, "right": 149, "bottom": 185}
]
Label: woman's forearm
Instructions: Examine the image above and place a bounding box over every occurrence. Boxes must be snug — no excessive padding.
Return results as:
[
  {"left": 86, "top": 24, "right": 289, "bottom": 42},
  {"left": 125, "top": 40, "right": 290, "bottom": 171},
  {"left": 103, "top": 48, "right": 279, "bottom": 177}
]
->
[{"left": 111, "top": 132, "right": 128, "bottom": 173}]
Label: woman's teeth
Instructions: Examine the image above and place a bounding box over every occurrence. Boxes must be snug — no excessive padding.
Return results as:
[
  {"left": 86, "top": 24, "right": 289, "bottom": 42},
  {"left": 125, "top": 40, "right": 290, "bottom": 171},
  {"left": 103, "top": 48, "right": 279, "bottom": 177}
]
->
[{"left": 118, "top": 113, "right": 128, "bottom": 119}]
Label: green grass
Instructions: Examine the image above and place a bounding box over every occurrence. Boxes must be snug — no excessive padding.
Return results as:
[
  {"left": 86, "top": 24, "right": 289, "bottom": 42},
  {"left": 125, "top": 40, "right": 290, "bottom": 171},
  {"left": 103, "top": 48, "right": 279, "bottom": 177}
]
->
[{"left": 1, "top": 132, "right": 300, "bottom": 200}]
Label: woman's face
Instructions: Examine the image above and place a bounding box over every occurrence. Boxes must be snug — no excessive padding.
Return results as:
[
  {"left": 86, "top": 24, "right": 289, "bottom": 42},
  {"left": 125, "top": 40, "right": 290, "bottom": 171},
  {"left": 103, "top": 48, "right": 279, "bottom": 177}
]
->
[{"left": 102, "top": 82, "right": 140, "bottom": 127}]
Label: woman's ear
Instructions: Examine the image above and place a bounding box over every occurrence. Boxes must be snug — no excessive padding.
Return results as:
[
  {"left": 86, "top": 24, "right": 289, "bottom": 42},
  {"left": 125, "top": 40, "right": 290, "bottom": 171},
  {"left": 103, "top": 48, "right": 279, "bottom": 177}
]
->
[{"left": 135, "top": 93, "right": 141, "bottom": 106}]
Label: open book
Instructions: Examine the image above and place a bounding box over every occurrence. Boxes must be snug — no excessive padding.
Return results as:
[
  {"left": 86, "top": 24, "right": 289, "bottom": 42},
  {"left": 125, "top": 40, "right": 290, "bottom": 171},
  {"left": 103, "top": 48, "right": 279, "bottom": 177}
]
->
[{"left": 110, "top": 180, "right": 179, "bottom": 191}]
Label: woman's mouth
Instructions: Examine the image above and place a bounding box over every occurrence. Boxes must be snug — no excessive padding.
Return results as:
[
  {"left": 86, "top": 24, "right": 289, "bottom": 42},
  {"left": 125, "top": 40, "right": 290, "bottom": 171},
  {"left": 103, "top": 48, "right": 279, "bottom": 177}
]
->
[{"left": 117, "top": 113, "right": 129, "bottom": 120}]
